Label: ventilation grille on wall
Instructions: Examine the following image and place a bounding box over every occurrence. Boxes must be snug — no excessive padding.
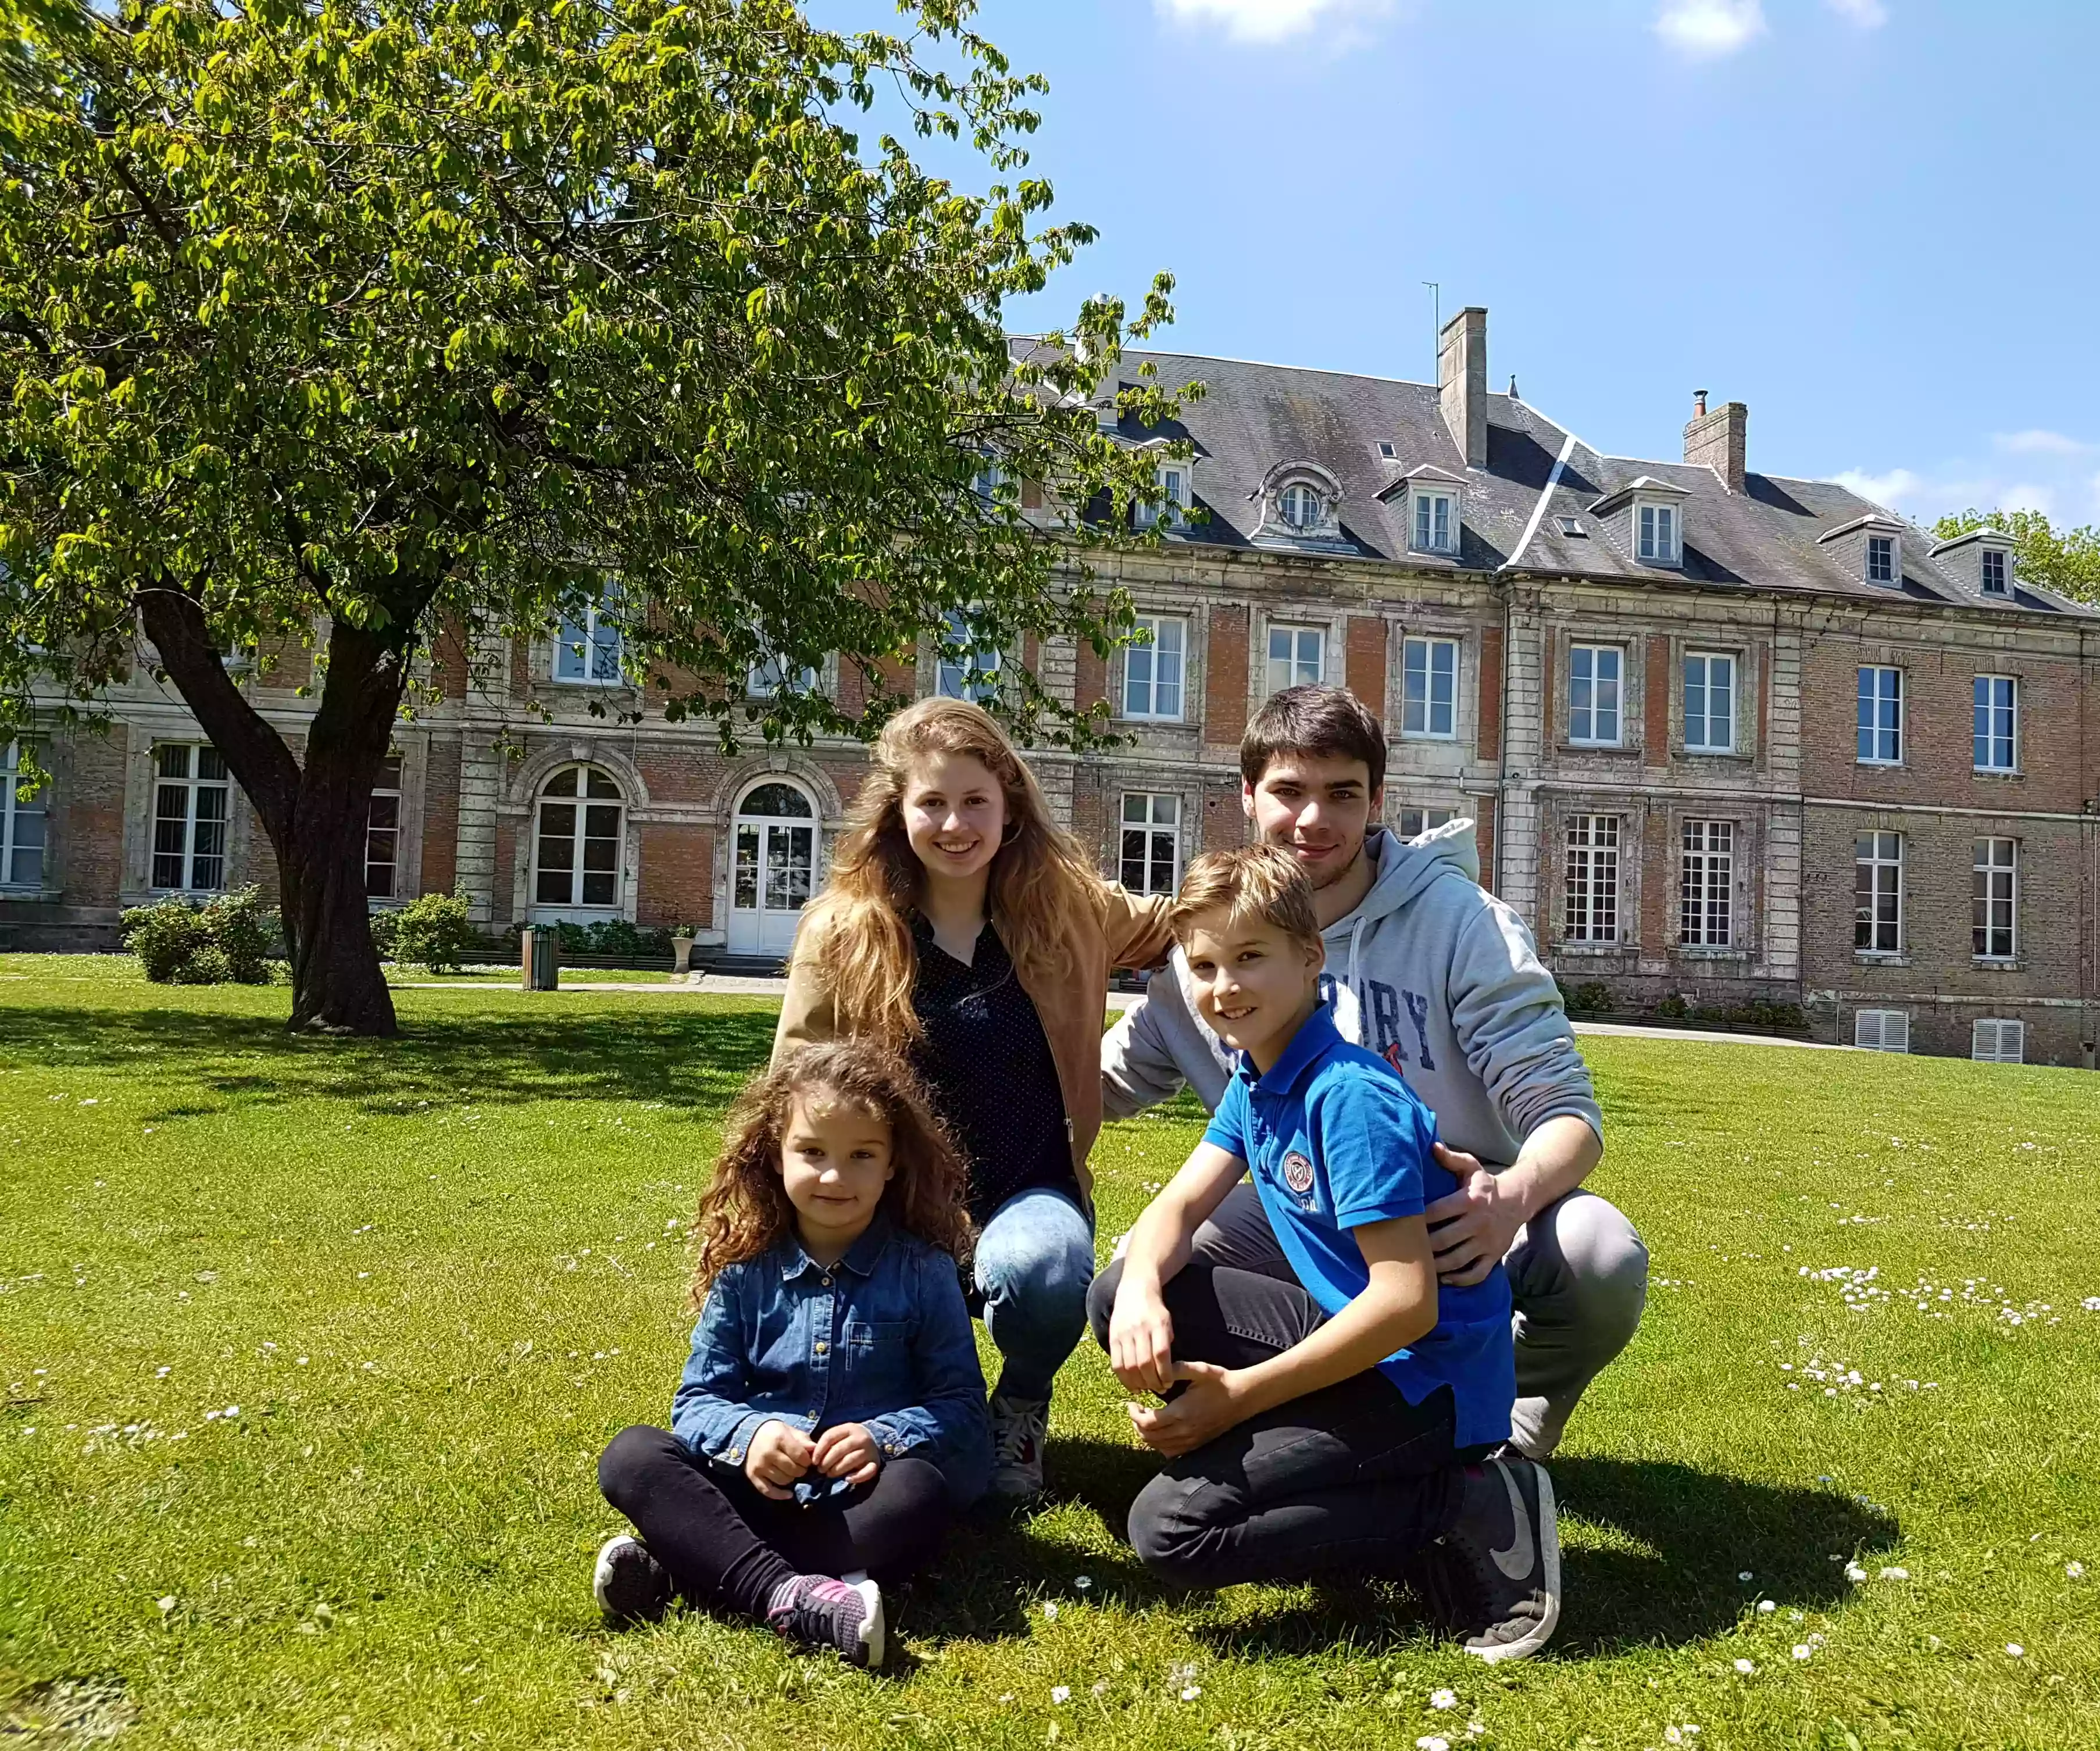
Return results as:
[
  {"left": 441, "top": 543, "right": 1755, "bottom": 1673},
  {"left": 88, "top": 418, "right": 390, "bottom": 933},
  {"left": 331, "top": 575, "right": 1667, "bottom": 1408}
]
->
[
  {"left": 1972, "top": 1018, "right": 2025, "bottom": 1064},
  {"left": 1853, "top": 1009, "right": 1909, "bottom": 1052}
]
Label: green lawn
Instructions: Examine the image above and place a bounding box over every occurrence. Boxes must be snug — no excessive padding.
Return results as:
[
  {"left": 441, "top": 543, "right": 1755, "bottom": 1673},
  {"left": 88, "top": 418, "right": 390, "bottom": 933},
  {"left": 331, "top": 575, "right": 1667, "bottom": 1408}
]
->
[{"left": 3, "top": 956, "right": 2098, "bottom": 1750}]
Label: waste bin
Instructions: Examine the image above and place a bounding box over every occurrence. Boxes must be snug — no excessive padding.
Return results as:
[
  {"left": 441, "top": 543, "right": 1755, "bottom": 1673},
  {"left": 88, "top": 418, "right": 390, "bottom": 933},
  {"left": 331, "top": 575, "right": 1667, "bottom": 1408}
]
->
[{"left": 522, "top": 926, "right": 560, "bottom": 991}]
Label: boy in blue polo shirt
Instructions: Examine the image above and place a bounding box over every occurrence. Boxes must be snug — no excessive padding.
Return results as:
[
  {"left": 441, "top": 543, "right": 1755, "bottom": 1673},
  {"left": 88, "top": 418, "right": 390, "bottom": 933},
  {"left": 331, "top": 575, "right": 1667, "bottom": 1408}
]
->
[{"left": 1090, "top": 844, "right": 1559, "bottom": 1661}]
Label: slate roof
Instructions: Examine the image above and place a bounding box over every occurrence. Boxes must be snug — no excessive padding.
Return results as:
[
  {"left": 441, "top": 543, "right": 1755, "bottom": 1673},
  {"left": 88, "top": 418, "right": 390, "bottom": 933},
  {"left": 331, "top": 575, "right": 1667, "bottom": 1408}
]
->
[{"left": 1012, "top": 340, "right": 2092, "bottom": 619}]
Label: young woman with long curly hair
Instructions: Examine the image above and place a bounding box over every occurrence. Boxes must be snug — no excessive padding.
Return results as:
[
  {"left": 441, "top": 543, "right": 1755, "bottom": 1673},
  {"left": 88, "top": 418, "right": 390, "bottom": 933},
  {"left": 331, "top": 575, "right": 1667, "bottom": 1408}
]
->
[
  {"left": 594, "top": 1040, "right": 988, "bottom": 1671},
  {"left": 775, "top": 696, "right": 1174, "bottom": 1498}
]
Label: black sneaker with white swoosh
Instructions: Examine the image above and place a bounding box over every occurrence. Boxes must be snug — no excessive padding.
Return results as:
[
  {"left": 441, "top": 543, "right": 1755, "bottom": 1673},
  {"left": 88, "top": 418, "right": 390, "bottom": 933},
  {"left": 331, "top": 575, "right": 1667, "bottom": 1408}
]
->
[{"left": 1415, "top": 1456, "right": 1562, "bottom": 1663}]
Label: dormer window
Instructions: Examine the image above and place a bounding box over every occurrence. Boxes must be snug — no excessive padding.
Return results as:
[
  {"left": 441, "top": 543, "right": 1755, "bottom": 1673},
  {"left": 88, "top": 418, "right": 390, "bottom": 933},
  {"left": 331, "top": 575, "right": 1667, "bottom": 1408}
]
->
[
  {"left": 1253, "top": 461, "right": 1347, "bottom": 548},
  {"left": 1637, "top": 501, "right": 1679, "bottom": 564},
  {"left": 1134, "top": 456, "right": 1192, "bottom": 531},
  {"left": 1867, "top": 534, "right": 1896, "bottom": 585},
  {"left": 1413, "top": 489, "right": 1456, "bottom": 555},
  {"left": 1982, "top": 548, "right": 2009, "bottom": 595}
]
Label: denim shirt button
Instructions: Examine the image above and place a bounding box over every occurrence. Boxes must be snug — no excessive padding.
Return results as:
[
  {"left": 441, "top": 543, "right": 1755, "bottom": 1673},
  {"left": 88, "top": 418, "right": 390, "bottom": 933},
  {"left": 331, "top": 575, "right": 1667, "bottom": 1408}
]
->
[{"left": 814, "top": 1341, "right": 828, "bottom": 1355}]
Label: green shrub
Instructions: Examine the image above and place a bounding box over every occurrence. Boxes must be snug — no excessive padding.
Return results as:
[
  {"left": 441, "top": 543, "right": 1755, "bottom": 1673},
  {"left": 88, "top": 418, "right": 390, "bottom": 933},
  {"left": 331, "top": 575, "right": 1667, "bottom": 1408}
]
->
[
  {"left": 119, "top": 887, "right": 279, "bottom": 985},
  {"left": 1656, "top": 993, "right": 1690, "bottom": 1019},
  {"left": 388, "top": 890, "right": 474, "bottom": 975},
  {"left": 367, "top": 909, "right": 401, "bottom": 960},
  {"left": 547, "top": 919, "right": 671, "bottom": 958},
  {"left": 1565, "top": 981, "right": 1613, "bottom": 1017}
]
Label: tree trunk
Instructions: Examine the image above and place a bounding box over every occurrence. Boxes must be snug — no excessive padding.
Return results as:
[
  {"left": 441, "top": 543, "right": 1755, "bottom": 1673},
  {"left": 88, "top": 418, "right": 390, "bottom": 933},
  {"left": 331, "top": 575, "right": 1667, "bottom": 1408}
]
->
[{"left": 135, "top": 584, "right": 415, "bottom": 1037}]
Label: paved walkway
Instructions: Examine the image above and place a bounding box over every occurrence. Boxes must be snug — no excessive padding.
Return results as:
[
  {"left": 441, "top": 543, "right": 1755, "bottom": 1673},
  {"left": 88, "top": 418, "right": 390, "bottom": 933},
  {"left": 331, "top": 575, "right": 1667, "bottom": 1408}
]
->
[{"left": 395, "top": 975, "right": 1843, "bottom": 1048}]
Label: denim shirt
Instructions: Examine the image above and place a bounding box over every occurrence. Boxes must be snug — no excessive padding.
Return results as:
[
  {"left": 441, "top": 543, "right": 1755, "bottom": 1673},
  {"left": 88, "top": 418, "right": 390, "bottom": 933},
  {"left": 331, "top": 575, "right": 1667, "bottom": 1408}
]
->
[{"left": 672, "top": 1218, "right": 992, "bottom": 1506}]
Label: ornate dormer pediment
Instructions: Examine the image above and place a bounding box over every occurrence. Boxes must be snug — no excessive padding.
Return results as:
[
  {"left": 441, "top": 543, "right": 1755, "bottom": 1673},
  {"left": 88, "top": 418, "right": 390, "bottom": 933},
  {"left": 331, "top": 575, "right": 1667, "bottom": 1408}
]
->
[{"left": 1251, "top": 459, "right": 1351, "bottom": 550}]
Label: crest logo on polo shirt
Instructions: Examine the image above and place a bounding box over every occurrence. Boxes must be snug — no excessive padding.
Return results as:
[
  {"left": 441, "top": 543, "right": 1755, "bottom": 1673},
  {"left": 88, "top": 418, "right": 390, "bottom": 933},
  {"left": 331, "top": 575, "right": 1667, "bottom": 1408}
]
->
[{"left": 1281, "top": 1150, "right": 1315, "bottom": 1195}]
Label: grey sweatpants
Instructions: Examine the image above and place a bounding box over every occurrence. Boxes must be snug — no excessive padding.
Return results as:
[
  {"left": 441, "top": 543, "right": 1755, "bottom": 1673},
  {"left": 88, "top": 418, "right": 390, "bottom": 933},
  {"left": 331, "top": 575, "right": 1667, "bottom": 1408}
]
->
[{"left": 1185, "top": 1182, "right": 1648, "bottom": 1460}]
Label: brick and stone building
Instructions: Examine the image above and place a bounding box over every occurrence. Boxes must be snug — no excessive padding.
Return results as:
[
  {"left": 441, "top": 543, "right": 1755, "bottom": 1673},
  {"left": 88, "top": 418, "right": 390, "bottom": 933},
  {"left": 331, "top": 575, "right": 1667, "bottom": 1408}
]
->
[{"left": 5, "top": 308, "right": 2095, "bottom": 1066}]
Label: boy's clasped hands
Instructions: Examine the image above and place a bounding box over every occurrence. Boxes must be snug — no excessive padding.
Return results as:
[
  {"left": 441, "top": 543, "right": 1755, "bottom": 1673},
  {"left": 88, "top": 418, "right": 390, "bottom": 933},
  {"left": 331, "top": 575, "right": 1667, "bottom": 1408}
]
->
[
  {"left": 745, "top": 1419, "right": 882, "bottom": 1498},
  {"left": 1108, "top": 1286, "right": 1249, "bottom": 1460}
]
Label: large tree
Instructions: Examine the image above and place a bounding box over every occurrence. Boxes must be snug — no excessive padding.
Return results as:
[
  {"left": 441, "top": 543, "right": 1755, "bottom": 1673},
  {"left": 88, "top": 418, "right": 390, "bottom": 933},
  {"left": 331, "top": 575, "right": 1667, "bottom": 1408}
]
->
[
  {"left": 0, "top": 0, "right": 1192, "bottom": 1035},
  {"left": 1931, "top": 508, "right": 2100, "bottom": 605}
]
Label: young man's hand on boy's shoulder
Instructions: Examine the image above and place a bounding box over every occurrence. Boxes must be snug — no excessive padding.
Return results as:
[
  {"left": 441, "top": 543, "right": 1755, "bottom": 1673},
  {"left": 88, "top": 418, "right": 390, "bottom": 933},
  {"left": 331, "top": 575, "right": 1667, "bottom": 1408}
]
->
[
  {"left": 812, "top": 1422, "right": 881, "bottom": 1486},
  {"left": 745, "top": 1419, "right": 817, "bottom": 1499}
]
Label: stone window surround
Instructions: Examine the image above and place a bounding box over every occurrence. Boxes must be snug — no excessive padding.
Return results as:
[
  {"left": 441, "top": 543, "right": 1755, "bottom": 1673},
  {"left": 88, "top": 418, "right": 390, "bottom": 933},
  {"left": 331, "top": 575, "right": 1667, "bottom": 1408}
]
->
[
  {"left": 1633, "top": 495, "right": 1684, "bottom": 567},
  {"left": 1394, "top": 627, "right": 1467, "bottom": 745},
  {"left": 1250, "top": 604, "right": 1349, "bottom": 713},
  {"left": 1406, "top": 482, "right": 1463, "bottom": 558},
  {"left": 1113, "top": 782, "right": 1194, "bottom": 897},
  {"left": 1552, "top": 627, "right": 1642, "bottom": 754},
  {"left": 1547, "top": 799, "right": 1640, "bottom": 957},
  {"left": 1668, "top": 805, "right": 1761, "bottom": 962},
  {"left": 1113, "top": 610, "right": 1195, "bottom": 725},
  {"left": 1672, "top": 637, "right": 1760, "bottom": 762}
]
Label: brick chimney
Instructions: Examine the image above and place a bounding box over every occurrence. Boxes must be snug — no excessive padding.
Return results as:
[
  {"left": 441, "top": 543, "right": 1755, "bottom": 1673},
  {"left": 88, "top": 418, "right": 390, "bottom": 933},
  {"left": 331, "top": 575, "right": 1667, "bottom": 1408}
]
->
[
  {"left": 1683, "top": 389, "right": 1747, "bottom": 492},
  {"left": 1437, "top": 306, "right": 1488, "bottom": 469}
]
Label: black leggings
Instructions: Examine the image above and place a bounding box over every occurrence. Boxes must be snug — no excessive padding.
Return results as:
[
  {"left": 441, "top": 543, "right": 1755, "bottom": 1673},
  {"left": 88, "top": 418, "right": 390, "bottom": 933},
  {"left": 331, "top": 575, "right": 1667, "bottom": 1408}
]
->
[
  {"left": 1088, "top": 1218, "right": 1475, "bottom": 1589},
  {"left": 598, "top": 1426, "right": 952, "bottom": 1621}
]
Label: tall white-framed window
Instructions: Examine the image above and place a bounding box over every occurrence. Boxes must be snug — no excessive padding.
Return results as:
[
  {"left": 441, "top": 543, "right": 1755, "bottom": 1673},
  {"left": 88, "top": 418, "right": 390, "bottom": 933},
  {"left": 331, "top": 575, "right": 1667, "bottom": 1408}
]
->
[
  {"left": 1279, "top": 483, "right": 1323, "bottom": 530},
  {"left": 1973, "top": 837, "right": 2017, "bottom": 960},
  {"left": 1857, "top": 667, "right": 1903, "bottom": 764},
  {"left": 1679, "top": 819, "right": 1734, "bottom": 948},
  {"left": 1563, "top": 814, "right": 1621, "bottom": 944},
  {"left": 1123, "top": 616, "right": 1187, "bottom": 721},
  {"left": 1854, "top": 831, "right": 1903, "bottom": 955},
  {"left": 1396, "top": 806, "right": 1455, "bottom": 841},
  {"left": 1683, "top": 651, "right": 1736, "bottom": 753},
  {"left": 1135, "top": 461, "right": 1192, "bottom": 531},
  {"left": 366, "top": 755, "right": 402, "bottom": 900},
  {"left": 1401, "top": 637, "right": 1459, "bottom": 739},
  {"left": 748, "top": 651, "right": 819, "bottom": 696},
  {"left": 534, "top": 764, "right": 624, "bottom": 910},
  {"left": 151, "top": 744, "right": 230, "bottom": 892},
  {"left": 553, "top": 592, "right": 624, "bottom": 685},
  {"left": 1636, "top": 501, "right": 1680, "bottom": 564},
  {"left": 1981, "top": 548, "right": 2009, "bottom": 596},
  {"left": 1119, "top": 792, "right": 1181, "bottom": 896},
  {"left": 1866, "top": 534, "right": 1897, "bottom": 585},
  {"left": 1411, "top": 489, "right": 1458, "bottom": 555},
  {"left": 1568, "top": 644, "right": 1623, "bottom": 747},
  {"left": 1972, "top": 1018, "right": 2025, "bottom": 1064},
  {"left": 1, "top": 741, "right": 47, "bottom": 889},
  {"left": 936, "top": 608, "right": 1001, "bottom": 703},
  {"left": 1973, "top": 675, "right": 2017, "bottom": 772},
  {"left": 1266, "top": 623, "right": 1326, "bottom": 695}
]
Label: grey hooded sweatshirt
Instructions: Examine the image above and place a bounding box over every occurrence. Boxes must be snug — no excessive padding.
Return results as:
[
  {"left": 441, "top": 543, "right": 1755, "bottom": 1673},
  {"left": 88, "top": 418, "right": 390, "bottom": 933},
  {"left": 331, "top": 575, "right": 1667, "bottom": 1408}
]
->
[{"left": 1100, "top": 820, "right": 1602, "bottom": 1166}]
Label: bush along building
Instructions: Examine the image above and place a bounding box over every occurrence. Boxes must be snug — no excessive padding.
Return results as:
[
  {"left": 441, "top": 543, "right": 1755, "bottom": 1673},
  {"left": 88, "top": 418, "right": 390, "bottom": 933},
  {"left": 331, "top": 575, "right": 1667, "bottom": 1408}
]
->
[{"left": 5, "top": 307, "right": 2096, "bottom": 1064}]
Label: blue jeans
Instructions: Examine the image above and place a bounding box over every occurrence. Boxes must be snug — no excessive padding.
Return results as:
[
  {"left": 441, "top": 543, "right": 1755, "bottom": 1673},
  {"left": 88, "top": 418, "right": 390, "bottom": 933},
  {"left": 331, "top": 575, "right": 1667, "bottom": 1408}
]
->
[{"left": 972, "top": 1185, "right": 1094, "bottom": 1403}]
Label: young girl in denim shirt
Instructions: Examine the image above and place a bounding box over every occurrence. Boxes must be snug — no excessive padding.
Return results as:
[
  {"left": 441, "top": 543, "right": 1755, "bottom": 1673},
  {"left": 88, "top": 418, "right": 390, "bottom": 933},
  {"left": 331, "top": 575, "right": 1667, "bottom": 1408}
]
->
[{"left": 594, "top": 1041, "right": 989, "bottom": 1669}]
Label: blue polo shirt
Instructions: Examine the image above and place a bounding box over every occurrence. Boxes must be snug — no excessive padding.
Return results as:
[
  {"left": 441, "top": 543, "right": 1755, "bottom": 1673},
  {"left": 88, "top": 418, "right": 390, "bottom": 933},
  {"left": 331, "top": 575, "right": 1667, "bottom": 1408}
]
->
[{"left": 1201, "top": 1002, "right": 1515, "bottom": 1448}]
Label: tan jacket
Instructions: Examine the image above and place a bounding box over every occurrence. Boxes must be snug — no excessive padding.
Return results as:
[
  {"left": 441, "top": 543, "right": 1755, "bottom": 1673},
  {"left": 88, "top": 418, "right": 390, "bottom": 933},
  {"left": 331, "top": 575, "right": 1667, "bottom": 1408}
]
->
[{"left": 773, "top": 884, "right": 1176, "bottom": 1203}]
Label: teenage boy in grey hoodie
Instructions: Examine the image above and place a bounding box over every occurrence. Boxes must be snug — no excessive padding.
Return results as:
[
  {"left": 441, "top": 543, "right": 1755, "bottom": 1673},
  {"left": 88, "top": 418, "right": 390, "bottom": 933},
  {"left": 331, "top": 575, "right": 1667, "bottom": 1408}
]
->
[{"left": 1096, "top": 685, "right": 1647, "bottom": 1459}]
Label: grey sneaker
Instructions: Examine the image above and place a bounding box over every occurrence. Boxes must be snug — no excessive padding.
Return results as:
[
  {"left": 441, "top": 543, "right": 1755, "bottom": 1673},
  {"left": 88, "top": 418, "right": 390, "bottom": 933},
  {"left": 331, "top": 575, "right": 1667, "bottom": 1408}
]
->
[
  {"left": 765, "top": 1574, "right": 884, "bottom": 1668},
  {"left": 988, "top": 1394, "right": 1049, "bottom": 1499},
  {"left": 1416, "top": 1456, "right": 1562, "bottom": 1663},
  {"left": 592, "top": 1534, "right": 672, "bottom": 1624}
]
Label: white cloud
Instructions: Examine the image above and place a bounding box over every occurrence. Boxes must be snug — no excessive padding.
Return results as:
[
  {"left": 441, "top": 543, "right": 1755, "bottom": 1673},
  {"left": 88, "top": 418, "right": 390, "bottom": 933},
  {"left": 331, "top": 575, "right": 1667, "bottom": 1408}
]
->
[
  {"left": 1832, "top": 467, "right": 1921, "bottom": 509},
  {"left": 1655, "top": 0, "right": 1766, "bottom": 58},
  {"left": 1154, "top": 0, "right": 1392, "bottom": 45},
  {"left": 1992, "top": 428, "right": 2092, "bottom": 457},
  {"left": 1826, "top": 0, "right": 1890, "bottom": 27}
]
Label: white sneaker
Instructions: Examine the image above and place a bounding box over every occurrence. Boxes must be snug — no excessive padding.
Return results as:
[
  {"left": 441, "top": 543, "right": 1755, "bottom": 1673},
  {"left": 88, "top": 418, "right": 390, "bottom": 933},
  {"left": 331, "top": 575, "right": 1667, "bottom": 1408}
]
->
[{"left": 988, "top": 1393, "right": 1049, "bottom": 1499}]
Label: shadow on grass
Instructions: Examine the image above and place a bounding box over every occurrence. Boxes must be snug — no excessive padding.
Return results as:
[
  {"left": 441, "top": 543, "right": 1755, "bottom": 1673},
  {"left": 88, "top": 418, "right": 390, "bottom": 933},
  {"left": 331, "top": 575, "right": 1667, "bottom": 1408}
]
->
[
  {"left": 0, "top": 1001, "right": 777, "bottom": 1116},
  {"left": 900, "top": 1438, "right": 1901, "bottom": 1661}
]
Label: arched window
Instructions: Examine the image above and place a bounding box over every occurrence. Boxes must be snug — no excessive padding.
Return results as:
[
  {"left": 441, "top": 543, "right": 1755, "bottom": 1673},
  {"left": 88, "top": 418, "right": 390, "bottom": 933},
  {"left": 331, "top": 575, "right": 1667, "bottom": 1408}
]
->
[
  {"left": 534, "top": 764, "right": 623, "bottom": 909},
  {"left": 1280, "top": 482, "right": 1322, "bottom": 528}
]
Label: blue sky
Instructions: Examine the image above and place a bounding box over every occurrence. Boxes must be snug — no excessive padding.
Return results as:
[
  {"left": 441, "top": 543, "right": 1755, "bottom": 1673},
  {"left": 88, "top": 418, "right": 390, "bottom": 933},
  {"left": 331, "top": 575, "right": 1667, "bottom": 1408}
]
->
[{"left": 888, "top": 1, "right": 2100, "bottom": 528}]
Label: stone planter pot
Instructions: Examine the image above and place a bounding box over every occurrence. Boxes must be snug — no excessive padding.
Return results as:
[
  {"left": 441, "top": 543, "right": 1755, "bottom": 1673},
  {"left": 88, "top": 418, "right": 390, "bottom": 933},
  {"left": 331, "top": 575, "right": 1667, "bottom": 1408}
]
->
[{"left": 672, "top": 934, "right": 695, "bottom": 975}]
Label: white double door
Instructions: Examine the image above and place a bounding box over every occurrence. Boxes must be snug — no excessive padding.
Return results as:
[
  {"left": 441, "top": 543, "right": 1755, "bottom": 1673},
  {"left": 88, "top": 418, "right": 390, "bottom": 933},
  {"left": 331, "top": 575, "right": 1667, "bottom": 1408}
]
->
[{"left": 728, "top": 782, "right": 817, "bottom": 955}]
